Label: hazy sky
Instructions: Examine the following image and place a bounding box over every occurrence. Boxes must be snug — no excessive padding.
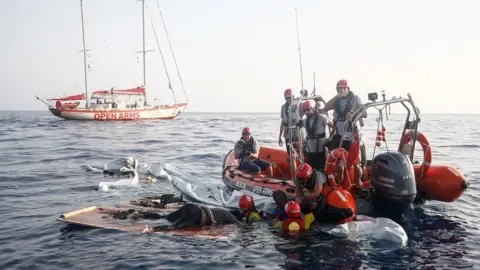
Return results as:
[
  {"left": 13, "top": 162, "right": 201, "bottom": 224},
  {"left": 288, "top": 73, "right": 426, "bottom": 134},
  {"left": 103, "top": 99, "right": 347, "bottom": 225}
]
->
[{"left": 0, "top": 0, "right": 478, "bottom": 113}]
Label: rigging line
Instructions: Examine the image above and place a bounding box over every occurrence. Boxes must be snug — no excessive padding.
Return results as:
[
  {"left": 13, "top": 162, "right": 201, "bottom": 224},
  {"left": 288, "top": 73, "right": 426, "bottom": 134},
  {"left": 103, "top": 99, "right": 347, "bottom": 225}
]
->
[
  {"left": 295, "top": 8, "right": 304, "bottom": 91},
  {"left": 145, "top": 1, "right": 177, "bottom": 104},
  {"left": 155, "top": 0, "right": 188, "bottom": 103}
]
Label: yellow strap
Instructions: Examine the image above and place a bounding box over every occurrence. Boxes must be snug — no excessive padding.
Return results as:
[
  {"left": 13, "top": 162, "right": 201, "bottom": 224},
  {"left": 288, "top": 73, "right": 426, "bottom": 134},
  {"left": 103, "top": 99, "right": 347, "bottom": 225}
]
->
[
  {"left": 274, "top": 221, "right": 283, "bottom": 229},
  {"left": 303, "top": 213, "right": 315, "bottom": 230}
]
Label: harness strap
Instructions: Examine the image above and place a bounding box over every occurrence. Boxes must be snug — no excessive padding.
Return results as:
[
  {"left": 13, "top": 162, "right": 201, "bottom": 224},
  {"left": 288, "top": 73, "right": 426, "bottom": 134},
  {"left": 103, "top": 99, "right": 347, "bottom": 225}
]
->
[
  {"left": 334, "top": 92, "right": 355, "bottom": 134},
  {"left": 201, "top": 207, "right": 214, "bottom": 226},
  {"left": 306, "top": 133, "right": 326, "bottom": 153}
]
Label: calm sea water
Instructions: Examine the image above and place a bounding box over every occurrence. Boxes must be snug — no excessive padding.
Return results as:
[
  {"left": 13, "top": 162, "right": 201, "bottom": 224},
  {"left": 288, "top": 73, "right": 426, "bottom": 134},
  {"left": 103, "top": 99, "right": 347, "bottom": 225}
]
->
[{"left": 0, "top": 111, "right": 478, "bottom": 270}]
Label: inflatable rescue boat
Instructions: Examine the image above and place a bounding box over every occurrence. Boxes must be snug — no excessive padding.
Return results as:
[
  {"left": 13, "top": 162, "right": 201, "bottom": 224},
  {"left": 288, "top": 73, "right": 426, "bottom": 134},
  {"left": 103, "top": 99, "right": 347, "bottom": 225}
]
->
[{"left": 222, "top": 92, "right": 469, "bottom": 217}]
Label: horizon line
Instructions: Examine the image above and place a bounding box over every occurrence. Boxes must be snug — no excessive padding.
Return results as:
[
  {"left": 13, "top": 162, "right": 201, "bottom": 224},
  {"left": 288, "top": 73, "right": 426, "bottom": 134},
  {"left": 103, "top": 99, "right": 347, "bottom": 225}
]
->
[{"left": 0, "top": 110, "right": 479, "bottom": 115}]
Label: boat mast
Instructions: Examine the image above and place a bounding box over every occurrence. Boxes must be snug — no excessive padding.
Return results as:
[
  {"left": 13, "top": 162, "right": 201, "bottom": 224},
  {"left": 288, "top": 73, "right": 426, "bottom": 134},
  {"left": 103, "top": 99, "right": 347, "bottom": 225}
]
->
[
  {"left": 80, "top": 0, "right": 90, "bottom": 108},
  {"left": 138, "top": 0, "right": 154, "bottom": 102},
  {"left": 142, "top": 0, "right": 146, "bottom": 90}
]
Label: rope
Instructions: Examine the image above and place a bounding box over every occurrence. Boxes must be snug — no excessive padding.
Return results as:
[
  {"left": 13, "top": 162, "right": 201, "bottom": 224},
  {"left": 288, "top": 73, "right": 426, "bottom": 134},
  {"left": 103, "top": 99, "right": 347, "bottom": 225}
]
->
[
  {"left": 145, "top": 2, "right": 177, "bottom": 104},
  {"left": 155, "top": 0, "right": 188, "bottom": 103}
]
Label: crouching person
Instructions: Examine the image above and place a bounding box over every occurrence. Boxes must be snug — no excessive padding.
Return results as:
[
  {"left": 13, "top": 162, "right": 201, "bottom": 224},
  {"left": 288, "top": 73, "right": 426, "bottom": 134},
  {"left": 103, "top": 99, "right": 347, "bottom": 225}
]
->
[{"left": 294, "top": 163, "right": 356, "bottom": 224}]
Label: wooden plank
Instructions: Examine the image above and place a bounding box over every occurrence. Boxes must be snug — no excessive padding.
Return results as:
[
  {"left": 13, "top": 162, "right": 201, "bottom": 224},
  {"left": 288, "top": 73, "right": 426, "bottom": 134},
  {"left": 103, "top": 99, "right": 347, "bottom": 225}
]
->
[{"left": 57, "top": 206, "right": 234, "bottom": 240}]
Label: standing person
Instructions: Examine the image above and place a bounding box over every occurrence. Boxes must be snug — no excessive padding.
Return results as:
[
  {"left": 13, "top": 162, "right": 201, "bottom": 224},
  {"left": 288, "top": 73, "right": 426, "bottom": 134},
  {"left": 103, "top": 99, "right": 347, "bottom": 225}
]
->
[
  {"left": 278, "top": 88, "right": 304, "bottom": 154},
  {"left": 234, "top": 127, "right": 273, "bottom": 175},
  {"left": 323, "top": 79, "right": 365, "bottom": 150},
  {"left": 298, "top": 100, "right": 331, "bottom": 171},
  {"left": 323, "top": 79, "right": 367, "bottom": 188}
]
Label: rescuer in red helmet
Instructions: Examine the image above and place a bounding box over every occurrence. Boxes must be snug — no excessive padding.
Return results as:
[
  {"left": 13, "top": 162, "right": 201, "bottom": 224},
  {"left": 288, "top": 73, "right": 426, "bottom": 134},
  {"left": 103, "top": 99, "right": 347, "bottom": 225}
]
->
[
  {"left": 278, "top": 88, "right": 302, "bottom": 153},
  {"left": 296, "top": 100, "right": 332, "bottom": 171},
  {"left": 273, "top": 201, "right": 315, "bottom": 235},
  {"left": 234, "top": 127, "right": 273, "bottom": 175},
  {"left": 323, "top": 79, "right": 368, "bottom": 189}
]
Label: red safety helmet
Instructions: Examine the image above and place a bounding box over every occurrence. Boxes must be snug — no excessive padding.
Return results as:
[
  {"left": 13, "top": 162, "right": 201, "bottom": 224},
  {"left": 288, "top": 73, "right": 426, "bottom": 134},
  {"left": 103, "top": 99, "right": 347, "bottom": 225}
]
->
[
  {"left": 336, "top": 79, "right": 349, "bottom": 89},
  {"left": 302, "top": 100, "right": 314, "bottom": 110},
  {"left": 296, "top": 163, "right": 313, "bottom": 181},
  {"left": 242, "top": 127, "right": 251, "bottom": 135},
  {"left": 284, "top": 88, "right": 293, "bottom": 98},
  {"left": 239, "top": 194, "right": 254, "bottom": 210},
  {"left": 284, "top": 201, "right": 302, "bottom": 218}
]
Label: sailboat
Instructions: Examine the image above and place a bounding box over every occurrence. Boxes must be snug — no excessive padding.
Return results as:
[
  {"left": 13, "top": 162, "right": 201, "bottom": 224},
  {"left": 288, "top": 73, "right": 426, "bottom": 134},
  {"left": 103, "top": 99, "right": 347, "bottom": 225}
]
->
[{"left": 35, "top": 0, "right": 188, "bottom": 121}]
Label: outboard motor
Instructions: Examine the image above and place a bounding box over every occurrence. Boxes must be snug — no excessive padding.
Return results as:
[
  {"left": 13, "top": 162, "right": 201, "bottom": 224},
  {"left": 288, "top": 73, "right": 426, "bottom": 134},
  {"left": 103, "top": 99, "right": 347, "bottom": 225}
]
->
[{"left": 370, "top": 152, "right": 416, "bottom": 219}]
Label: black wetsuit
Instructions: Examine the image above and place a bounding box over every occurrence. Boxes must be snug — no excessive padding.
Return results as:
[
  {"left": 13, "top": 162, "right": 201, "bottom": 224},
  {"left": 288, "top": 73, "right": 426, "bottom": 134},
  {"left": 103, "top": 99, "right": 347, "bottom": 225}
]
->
[{"left": 137, "top": 203, "right": 242, "bottom": 229}]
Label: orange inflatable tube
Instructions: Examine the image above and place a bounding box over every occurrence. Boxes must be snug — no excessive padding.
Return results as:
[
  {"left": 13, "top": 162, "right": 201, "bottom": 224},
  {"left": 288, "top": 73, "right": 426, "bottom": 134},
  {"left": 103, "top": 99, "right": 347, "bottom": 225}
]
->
[{"left": 415, "top": 164, "right": 468, "bottom": 202}]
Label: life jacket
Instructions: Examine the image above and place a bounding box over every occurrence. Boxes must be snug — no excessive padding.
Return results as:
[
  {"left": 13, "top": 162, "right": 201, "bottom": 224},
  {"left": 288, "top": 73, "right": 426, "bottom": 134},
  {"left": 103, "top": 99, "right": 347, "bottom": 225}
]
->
[
  {"left": 313, "top": 186, "right": 356, "bottom": 224},
  {"left": 242, "top": 209, "right": 262, "bottom": 223},
  {"left": 334, "top": 91, "right": 355, "bottom": 122},
  {"left": 282, "top": 217, "right": 306, "bottom": 232},
  {"left": 305, "top": 112, "right": 326, "bottom": 152},
  {"left": 302, "top": 170, "right": 319, "bottom": 191},
  {"left": 306, "top": 112, "right": 326, "bottom": 138},
  {"left": 283, "top": 101, "right": 291, "bottom": 124},
  {"left": 242, "top": 137, "right": 255, "bottom": 153}
]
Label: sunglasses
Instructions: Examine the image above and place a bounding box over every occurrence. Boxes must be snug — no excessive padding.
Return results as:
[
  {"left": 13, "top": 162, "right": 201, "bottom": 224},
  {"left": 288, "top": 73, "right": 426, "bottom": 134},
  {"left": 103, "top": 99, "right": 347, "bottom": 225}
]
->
[
  {"left": 336, "top": 87, "right": 347, "bottom": 92},
  {"left": 242, "top": 133, "right": 250, "bottom": 135}
]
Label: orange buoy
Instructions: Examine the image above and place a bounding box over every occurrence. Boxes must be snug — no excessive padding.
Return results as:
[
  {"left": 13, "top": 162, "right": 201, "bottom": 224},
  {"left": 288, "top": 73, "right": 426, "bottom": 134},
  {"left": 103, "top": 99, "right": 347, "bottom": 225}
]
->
[
  {"left": 325, "top": 148, "right": 354, "bottom": 190},
  {"left": 405, "top": 130, "right": 432, "bottom": 178}
]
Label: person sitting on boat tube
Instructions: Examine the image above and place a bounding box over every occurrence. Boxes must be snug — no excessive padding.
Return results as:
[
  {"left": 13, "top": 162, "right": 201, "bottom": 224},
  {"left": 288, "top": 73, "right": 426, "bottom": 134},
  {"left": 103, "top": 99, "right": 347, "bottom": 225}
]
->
[
  {"left": 297, "top": 100, "right": 332, "bottom": 171},
  {"left": 323, "top": 79, "right": 367, "bottom": 189},
  {"left": 294, "top": 163, "right": 355, "bottom": 224},
  {"left": 273, "top": 201, "right": 315, "bottom": 235},
  {"left": 234, "top": 127, "right": 273, "bottom": 175}
]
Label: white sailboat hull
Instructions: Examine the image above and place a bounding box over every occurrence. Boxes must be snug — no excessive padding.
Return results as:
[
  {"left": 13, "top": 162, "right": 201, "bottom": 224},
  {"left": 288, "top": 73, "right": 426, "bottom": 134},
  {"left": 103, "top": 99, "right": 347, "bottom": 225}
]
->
[{"left": 49, "top": 103, "right": 187, "bottom": 121}]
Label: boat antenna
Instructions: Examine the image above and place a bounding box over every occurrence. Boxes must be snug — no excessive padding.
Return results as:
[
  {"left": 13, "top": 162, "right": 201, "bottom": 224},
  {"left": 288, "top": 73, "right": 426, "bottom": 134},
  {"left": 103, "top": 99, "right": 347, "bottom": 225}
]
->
[
  {"left": 155, "top": 0, "right": 188, "bottom": 103},
  {"left": 145, "top": 1, "right": 177, "bottom": 104},
  {"left": 79, "top": 0, "right": 90, "bottom": 108},
  {"left": 295, "top": 8, "right": 304, "bottom": 92},
  {"left": 312, "top": 72, "right": 316, "bottom": 96}
]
